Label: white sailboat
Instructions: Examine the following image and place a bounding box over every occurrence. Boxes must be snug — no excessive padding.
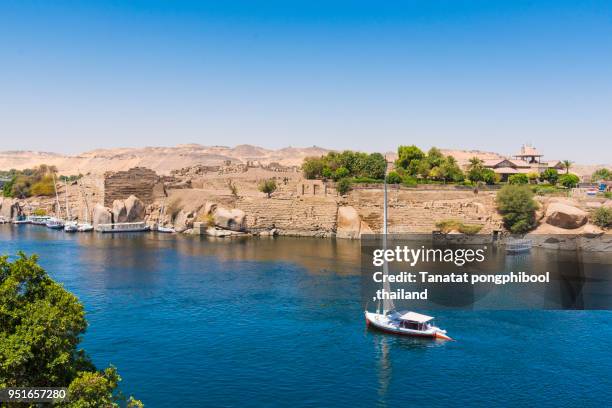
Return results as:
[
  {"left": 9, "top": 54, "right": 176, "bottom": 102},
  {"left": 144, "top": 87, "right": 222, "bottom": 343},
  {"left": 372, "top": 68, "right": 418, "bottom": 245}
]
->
[
  {"left": 76, "top": 178, "right": 93, "bottom": 232},
  {"left": 156, "top": 199, "right": 175, "bottom": 233},
  {"left": 64, "top": 179, "right": 78, "bottom": 232},
  {"left": 364, "top": 163, "right": 452, "bottom": 341},
  {"left": 46, "top": 173, "right": 65, "bottom": 229}
]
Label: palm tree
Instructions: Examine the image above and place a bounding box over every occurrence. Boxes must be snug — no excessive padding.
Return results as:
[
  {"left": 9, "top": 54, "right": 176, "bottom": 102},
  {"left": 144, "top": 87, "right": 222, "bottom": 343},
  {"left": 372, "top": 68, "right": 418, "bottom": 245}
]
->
[{"left": 562, "top": 160, "right": 573, "bottom": 174}]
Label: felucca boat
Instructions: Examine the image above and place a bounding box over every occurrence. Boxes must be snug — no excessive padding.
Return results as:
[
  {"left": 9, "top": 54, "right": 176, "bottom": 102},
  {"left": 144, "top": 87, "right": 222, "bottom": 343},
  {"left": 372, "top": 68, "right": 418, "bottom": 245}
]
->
[
  {"left": 364, "top": 163, "right": 452, "bottom": 341},
  {"left": 46, "top": 173, "right": 65, "bottom": 229}
]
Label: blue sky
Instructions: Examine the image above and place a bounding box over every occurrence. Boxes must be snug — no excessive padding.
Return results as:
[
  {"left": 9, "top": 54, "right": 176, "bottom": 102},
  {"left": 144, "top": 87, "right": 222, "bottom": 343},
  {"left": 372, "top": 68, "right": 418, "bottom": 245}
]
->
[{"left": 1, "top": 1, "right": 611, "bottom": 163}]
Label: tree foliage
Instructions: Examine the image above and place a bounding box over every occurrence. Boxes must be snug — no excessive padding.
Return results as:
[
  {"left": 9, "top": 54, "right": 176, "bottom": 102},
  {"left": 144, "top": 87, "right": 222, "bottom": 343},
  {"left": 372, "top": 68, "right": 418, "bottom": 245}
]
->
[
  {"left": 1, "top": 165, "right": 58, "bottom": 198},
  {"left": 508, "top": 174, "right": 529, "bottom": 185},
  {"left": 302, "top": 151, "right": 386, "bottom": 180},
  {"left": 559, "top": 173, "right": 579, "bottom": 188},
  {"left": 496, "top": 185, "right": 538, "bottom": 234},
  {"left": 591, "top": 168, "right": 612, "bottom": 182},
  {"left": 385, "top": 171, "right": 402, "bottom": 184},
  {"left": 395, "top": 146, "right": 465, "bottom": 183},
  {"left": 336, "top": 178, "right": 352, "bottom": 195},
  {"left": 0, "top": 253, "right": 142, "bottom": 406},
  {"left": 258, "top": 179, "right": 277, "bottom": 198},
  {"left": 539, "top": 168, "right": 559, "bottom": 185}
]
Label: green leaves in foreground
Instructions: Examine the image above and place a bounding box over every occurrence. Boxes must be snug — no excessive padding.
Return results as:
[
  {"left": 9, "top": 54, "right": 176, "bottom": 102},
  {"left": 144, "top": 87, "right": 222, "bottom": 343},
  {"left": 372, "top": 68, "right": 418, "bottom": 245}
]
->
[{"left": 0, "top": 253, "right": 142, "bottom": 407}]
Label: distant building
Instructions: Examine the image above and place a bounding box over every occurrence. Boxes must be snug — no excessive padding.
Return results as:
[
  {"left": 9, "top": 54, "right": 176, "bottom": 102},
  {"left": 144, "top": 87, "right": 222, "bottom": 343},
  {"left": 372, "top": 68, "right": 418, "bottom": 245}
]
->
[{"left": 468, "top": 144, "right": 567, "bottom": 182}]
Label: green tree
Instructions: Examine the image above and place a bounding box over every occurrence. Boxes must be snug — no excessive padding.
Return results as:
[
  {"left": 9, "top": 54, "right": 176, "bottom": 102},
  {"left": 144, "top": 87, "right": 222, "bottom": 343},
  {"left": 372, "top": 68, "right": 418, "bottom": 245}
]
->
[
  {"left": 333, "top": 167, "right": 350, "bottom": 181},
  {"left": 508, "top": 174, "right": 529, "bottom": 185},
  {"left": 336, "top": 178, "right": 352, "bottom": 195},
  {"left": 540, "top": 168, "right": 559, "bottom": 185},
  {"left": 496, "top": 185, "right": 538, "bottom": 233},
  {"left": 302, "top": 157, "right": 325, "bottom": 179},
  {"left": 258, "top": 179, "right": 277, "bottom": 198},
  {"left": 559, "top": 173, "right": 579, "bottom": 188},
  {"left": 527, "top": 172, "right": 539, "bottom": 184},
  {"left": 591, "top": 168, "right": 612, "bottom": 182},
  {"left": 396, "top": 145, "right": 425, "bottom": 170},
  {"left": 0, "top": 253, "right": 142, "bottom": 406},
  {"left": 426, "top": 147, "right": 445, "bottom": 168},
  {"left": 562, "top": 160, "right": 573, "bottom": 174},
  {"left": 385, "top": 171, "right": 402, "bottom": 184}
]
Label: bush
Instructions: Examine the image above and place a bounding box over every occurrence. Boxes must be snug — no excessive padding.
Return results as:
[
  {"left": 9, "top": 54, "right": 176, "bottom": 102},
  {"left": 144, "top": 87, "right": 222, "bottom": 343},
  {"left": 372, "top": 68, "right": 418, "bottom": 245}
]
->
[
  {"left": 592, "top": 207, "right": 612, "bottom": 228},
  {"left": 401, "top": 175, "right": 417, "bottom": 187},
  {"left": 496, "top": 185, "right": 538, "bottom": 233},
  {"left": 591, "top": 168, "right": 612, "bottom": 182},
  {"left": 336, "top": 178, "right": 352, "bottom": 195},
  {"left": 559, "top": 173, "right": 579, "bottom": 188},
  {"left": 540, "top": 168, "right": 559, "bottom": 185},
  {"left": 333, "top": 167, "right": 350, "bottom": 181},
  {"left": 351, "top": 177, "right": 382, "bottom": 184},
  {"left": 435, "top": 219, "right": 483, "bottom": 235},
  {"left": 258, "top": 179, "right": 277, "bottom": 198},
  {"left": 32, "top": 208, "right": 47, "bottom": 216},
  {"left": 527, "top": 172, "right": 539, "bottom": 183},
  {"left": 386, "top": 171, "right": 402, "bottom": 184},
  {"left": 508, "top": 174, "right": 529, "bottom": 185}
]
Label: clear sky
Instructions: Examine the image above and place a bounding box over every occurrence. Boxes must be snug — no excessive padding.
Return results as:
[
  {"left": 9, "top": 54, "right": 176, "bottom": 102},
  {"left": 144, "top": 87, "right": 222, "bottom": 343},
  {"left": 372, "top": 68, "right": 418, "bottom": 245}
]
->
[{"left": 1, "top": 1, "right": 611, "bottom": 163}]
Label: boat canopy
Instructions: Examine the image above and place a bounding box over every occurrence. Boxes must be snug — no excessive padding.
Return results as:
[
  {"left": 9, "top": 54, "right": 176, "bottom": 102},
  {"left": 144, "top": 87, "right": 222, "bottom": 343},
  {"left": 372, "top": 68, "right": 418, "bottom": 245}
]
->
[{"left": 398, "top": 311, "right": 434, "bottom": 323}]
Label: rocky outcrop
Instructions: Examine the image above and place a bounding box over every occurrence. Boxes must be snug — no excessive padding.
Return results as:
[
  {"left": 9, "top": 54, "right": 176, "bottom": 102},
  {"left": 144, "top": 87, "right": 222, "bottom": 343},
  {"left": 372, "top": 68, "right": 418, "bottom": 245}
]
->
[
  {"left": 93, "top": 204, "right": 113, "bottom": 227},
  {"left": 336, "top": 206, "right": 372, "bottom": 239},
  {"left": 545, "top": 203, "right": 588, "bottom": 229},
  {"left": 112, "top": 200, "right": 128, "bottom": 223},
  {"left": 124, "top": 195, "right": 145, "bottom": 222},
  {"left": 213, "top": 207, "right": 246, "bottom": 231},
  {"left": 174, "top": 210, "right": 195, "bottom": 233},
  {"left": 0, "top": 198, "right": 22, "bottom": 220}
]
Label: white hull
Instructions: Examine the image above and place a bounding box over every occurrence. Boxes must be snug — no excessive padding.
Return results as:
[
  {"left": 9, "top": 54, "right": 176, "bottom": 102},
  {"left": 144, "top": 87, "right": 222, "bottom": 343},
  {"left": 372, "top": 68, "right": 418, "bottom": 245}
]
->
[
  {"left": 77, "top": 223, "right": 94, "bottom": 232},
  {"left": 365, "top": 311, "right": 452, "bottom": 340},
  {"left": 157, "top": 226, "right": 175, "bottom": 233},
  {"left": 64, "top": 221, "right": 78, "bottom": 232}
]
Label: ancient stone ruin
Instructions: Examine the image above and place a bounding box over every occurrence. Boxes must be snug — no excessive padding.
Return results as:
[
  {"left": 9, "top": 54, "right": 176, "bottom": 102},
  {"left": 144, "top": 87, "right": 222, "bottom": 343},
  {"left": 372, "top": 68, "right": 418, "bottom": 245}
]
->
[{"left": 103, "top": 167, "right": 161, "bottom": 207}]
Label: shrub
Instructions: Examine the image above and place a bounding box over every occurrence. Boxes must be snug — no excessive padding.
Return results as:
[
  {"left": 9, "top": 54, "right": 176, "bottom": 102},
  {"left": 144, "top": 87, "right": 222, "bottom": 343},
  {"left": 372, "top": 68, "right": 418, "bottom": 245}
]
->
[
  {"left": 559, "top": 173, "right": 579, "bottom": 188},
  {"left": 386, "top": 171, "right": 402, "bottom": 184},
  {"left": 227, "top": 179, "right": 239, "bottom": 198},
  {"left": 258, "top": 179, "right": 277, "bottom": 198},
  {"left": 336, "top": 178, "right": 352, "bottom": 195},
  {"left": 333, "top": 167, "right": 350, "bottom": 181},
  {"left": 539, "top": 168, "right": 559, "bottom": 185},
  {"left": 592, "top": 207, "right": 612, "bottom": 228},
  {"left": 30, "top": 175, "right": 56, "bottom": 196},
  {"left": 508, "top": 174, "right": 529, "bottom": 185},
  {"left": 401, "top": 175, "right": 417, "bottom": 187},
  {"left": 435, "top": 219, "right": 483, "bottom": 235},
  {"left": 32, "top": 208, "right": 47, "bottom": 216},
  {"left": 496, "top": 185, "right": 538, "bottom": 234},
  {"left": 527, "top": 172, "right": 539, "bottom": 183}
]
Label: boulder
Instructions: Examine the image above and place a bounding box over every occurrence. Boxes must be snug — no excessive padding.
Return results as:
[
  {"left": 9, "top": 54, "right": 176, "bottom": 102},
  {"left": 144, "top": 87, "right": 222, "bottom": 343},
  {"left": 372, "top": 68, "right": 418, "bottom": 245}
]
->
[
  {"left": 204, "top": 202, "right": 218, "bottom": 216},
  {"left": 206, "top": 227, "right": 246, "bottom": 237},
  {"left": 337, "top": 206, "right": 368, "bottom": 239},
  {"left": 124, "top": 195, "right": 145, "bottom": 222},
  {"left": 582, "top": 224, "right": 604, "bottom": 238},
  {"left": 112, "top": 200, "right": 128, "bottom": 223},
  {"left": 0, "top": 198, "right": 21, "bottom": 220},
  {"left": 93, "top": 204, "right": 113, "bottom": 227},
  {"left": 174, "top": 210, "right": 195, "bottom": 233},
  {"left": 213, "top": 207, "right": 246, "bottom": 231},
  {"left": 545, "top": 203, "right": 588, "bottom": 229}
]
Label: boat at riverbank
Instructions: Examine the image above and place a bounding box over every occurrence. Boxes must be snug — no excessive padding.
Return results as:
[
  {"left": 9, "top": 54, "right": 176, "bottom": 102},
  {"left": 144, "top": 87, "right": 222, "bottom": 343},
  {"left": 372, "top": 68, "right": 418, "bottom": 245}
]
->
[{"left": 95, "top": 222, "right": 150, "bottom": 233}]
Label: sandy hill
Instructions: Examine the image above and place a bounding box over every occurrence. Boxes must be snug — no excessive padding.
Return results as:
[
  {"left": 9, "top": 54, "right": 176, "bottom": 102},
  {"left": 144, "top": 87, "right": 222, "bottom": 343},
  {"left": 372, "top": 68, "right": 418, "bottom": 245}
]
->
[{"left": 0, "top": 145, "right": 330, "bottom": 175}]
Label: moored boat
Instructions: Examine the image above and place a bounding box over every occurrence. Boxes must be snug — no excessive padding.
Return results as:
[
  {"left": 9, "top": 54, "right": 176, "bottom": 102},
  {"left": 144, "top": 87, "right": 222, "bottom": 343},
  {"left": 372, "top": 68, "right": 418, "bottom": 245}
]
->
[
  {"left": 64, "top": 220, "right": 78, "bottom": 232},
  {"left": 77, "top": 223, "right": 94, "bottom": 232},
  {"left": 96, "top": 222, "right": 150, "bottom": 233},
  {"left": 46, "top": 217, "right": 65, "bottom": 229},
  {"left": 157, "top": 226, "right": 175, "bottom": 233},
  {"left": 506, "top": 238, "right": 532, "bottom": 254}
]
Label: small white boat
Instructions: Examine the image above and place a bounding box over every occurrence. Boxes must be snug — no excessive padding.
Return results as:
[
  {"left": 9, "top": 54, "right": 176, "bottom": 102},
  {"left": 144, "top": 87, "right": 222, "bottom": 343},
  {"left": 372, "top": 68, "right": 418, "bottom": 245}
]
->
[
  {"left": 46, "top": 217, "right": 65, "bottom": 229},
  {"left": 157, "top": 225, "right": 175, "bottom": 233},
  {"left": 64, "top": 221, "right": 78, "bottom": 232},
  {"left": 28, "top": 215, "right": 51, "bottom": 225},
  {"left": 506, "top": 238, "right": 532, "bottom": 254},
  {"left": 96, "top": 222, "right": 150, "bottom": 233},
  {"left": 77, "top": 223, "right": 94, "bottom": 232},
  {"left": 365, "top": 311, "right": 452, "bottom": 340},
  {"left": 0, "top": 216, "right": 8, "bottom": 224}
]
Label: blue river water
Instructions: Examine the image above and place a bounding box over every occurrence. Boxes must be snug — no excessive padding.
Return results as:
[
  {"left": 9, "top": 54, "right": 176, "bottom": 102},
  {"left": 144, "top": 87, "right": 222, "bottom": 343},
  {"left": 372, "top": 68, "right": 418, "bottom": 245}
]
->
[{"left": 1, "top": 225, "right": 611, "bottom": 407}]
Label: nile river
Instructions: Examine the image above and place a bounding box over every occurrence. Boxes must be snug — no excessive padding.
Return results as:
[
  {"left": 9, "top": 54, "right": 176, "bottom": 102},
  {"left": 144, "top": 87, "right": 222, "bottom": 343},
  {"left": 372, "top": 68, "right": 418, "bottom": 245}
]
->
[{"left": 1, "top": 225, "right": 611, "bottom": 407}]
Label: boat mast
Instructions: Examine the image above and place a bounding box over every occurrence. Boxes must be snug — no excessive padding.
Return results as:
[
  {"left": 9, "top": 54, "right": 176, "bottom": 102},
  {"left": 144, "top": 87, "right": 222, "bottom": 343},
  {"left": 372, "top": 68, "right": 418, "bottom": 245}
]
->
[
  {"left": 382, "top": 158, "right": 395, "bottom": 315},
  {"left": 78, "top": 178, "right": 90, "bottom": 224},
  {"left": 52, "top": 172, "right": 62, "bottom": 219},
  {"left": 64, "top": 179, "right": 71, "bottom": 220}
]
